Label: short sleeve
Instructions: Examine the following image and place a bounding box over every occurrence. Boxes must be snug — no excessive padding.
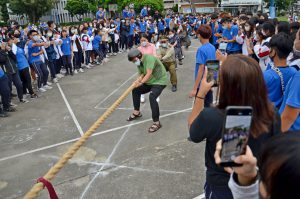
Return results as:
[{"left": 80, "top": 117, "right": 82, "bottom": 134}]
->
[
  {"left": 286, "top": 75, "right": 300, "bottom": 108},
  {"left": 196, "top": 48, "right": 205, "bottom": 65},
  {"left": 232, "top": 26, "right": 238, "bottom": 37},
  {"left": 28, "top": 41, "right": 33, "bottom": 49}
]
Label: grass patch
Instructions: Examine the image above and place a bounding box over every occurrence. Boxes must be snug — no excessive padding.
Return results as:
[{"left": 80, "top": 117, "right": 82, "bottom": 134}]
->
[{"left": 277, "top": 16, "right": 288, "bottom": 21}]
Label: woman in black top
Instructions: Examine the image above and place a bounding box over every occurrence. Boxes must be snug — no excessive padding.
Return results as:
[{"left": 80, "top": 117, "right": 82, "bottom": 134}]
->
[{"left": 188, "top": 54, "right": 281, "bottom": 199}]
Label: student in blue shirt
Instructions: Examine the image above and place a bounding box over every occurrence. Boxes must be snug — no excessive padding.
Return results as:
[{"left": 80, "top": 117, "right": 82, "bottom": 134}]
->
[
  {"left": 27, "top": 30, "right": 50, "bottom": 92},
  {"left": 264, "top": 33, "right": 297, "bottom": 109},
  {"left": 165, "top": 15, "right": 171, "bottom": 34},
  {"left": 61, "top": 30, "right": 73, "bottom": 75},
  {"left": 189, "top": 25, "right": 216, "bottom": 107},
  {"left": 158, "top": 18, "right": 165, "bottom": 37},
  {"left": 209, "top": 13, "right": 219, "bottom": 49},
  {"left": 9, "top": 38, "right": 37, "bottom": 98},
  {"left": 280, "top": 71, "right": 300, "bottom": 131},
  {"left": 96, "top": 7, "right": 106, "bottom": 21},
  {"left": 128, "top": 18, "right": 136, "bottom": 49},
  {"left": 92, "top": 29, "right": 104, "bottom": 64},
  {"left": 128, "top": 9, "right": 135, "bottom": 18},
  {"left": 140, "top": 6, "right": 148, "bottom": 17},
  {"left": 122, "top": 6, "right": 129, "bottom": 18},
  {"left": 139, "top": 18, "right": 147, "bottom": 34},
  {"left": 220, "top": 18, "right": 242, "bottom": 54},
  {"left": 147, "top": 20, "right": 155, "bottom": 42}
]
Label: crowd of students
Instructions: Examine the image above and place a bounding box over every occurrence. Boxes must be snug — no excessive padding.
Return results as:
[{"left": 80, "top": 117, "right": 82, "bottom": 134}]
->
[{"left": 1, "top": 5, "right": 300, "bottom": 198}]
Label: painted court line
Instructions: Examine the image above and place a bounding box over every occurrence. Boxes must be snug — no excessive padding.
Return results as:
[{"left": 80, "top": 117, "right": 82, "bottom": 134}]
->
[
  {"left": 94, "top": 72, "right": 138, "bottom": 109},
  {"left": 193, "top": 193, "right": 205, "bottom": 199},
  {"left": 95, "top": 107, "right": 192, "bottom": 112},
  {"left": 57, "top": 83, "right": 84, "bottom": 136},
  {"left": 0, "top": 107, "right": 192, "bottom": 163},
  {"left": 80, "top": 126, "right": 131, "bottom": 199}
]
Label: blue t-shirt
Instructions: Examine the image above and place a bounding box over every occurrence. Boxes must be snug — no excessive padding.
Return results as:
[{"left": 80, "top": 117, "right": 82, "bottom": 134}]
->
[
  {"left": 139, "top": 22, "right": 147, "bottom": 33},
  {"left": 129, "top": 23, "right": 136, "bottom": 35},
  {"left": 96, "top": 10, "right": 105, "bottom": 20},
  {"left": 92, "top": 35, "right": 102, "bottom": 50},
  {"left": 158, "top": 21, "right": 165, "bottom": 31},
  {"left": 279, "top": 71, "right": 300, "bottom": 131},
  {"left": 148, "top": 24, "right": 155, "bottom": 33},
  {"left": 195, "top": 43, "right": 216, "bottom": 80},
  {"left": 61, "top": 37, "right": 72, "bottom": 56},
  {"left": 140, "top": 8, "right": 148, "bottom": 17},
  {"left": 222, "top": 25, "right": 242, "bottom": 52},
  {"left": 264, "top": 66, "right": 297, "bottom": 108},
  {"left": 16, "top": 47, "right": 29, "bottom": 70},
  {"left": 122, "top": 9, "right": 129, "bottom": 18},
  {"left": 0, "top": 67, "right": 4, "bottom": 78},
  {"left": 27, "top": 40, "right": 42, "bottom": 64},
  {"left": 165, "top": 18, "right": 171, "bottom": 28},
  {"left": 128, "top": 11, "right": 135, "bottom": 18}
]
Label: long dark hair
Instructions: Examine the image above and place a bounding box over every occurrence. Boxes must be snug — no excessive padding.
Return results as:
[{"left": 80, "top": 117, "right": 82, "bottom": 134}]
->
[
  {"left": 259, "top": 132, "right": 300, "bottom": 199},
  {"left": 218, "top": 55, "right": 275, "bottom": 137}
]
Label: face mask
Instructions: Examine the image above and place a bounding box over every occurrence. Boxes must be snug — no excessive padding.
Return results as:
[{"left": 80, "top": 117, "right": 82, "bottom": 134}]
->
[
  {"left": 134, "top": 59, "right": 141, "bottom": 66},
  {"left": 33, "top": 35, "right": 40, "bottom": 41},
  {"left": 71, "top": 29, "right": 76, "bottom": 34},
  {"left": 121, "top": 20, "right": 125, "bottom": 23},
  {"left": 141, "top": 41, "right": 147, "bottom": 47},
  {"left": 111, "top": 24, "right": 115, "bottom": 28},
  {"left": 47, "top": 32, "right": 53, "bottom": 37},
  {"left": 169, "top": 34, "right": 174, "bottom": 38},
  {"left": 161, "top": 43, "right": 167, "bottom": 48},
  {"left": 245, "top": 26, "right": 250, "bottom": 31},
  {"left": 222, "top": 26, "right": 227, "bottom": 30},
  {"left": 58, "top": 28, "right": 62, "bottom": 32}
]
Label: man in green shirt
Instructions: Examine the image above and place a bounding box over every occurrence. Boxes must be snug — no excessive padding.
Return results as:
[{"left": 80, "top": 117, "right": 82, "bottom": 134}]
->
[{"left": 127, "top": 49, "right": 167, "bottom": 133}]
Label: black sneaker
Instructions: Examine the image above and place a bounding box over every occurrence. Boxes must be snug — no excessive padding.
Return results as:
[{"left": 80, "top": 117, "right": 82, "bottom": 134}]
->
[
  {"left": 4, "top": 107, "right": 17, "bottom": 112},
  {"left": 30, "top": 93, "right": 38, "bottom": 98},
  {"left": 10, "top": 93, "right": 17, "bottom": 98},
  {"left": 0, "top": 110, "right": 8, "bottom": 117},
  {"left": 172, "top": 85, "right": 177, "bottom": 92}
]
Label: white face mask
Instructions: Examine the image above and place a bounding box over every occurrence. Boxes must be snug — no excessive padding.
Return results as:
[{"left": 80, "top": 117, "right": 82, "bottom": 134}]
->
[
  {"left": 111, "top": 24, "right": 115, "bottom": 28},
  {"left": 141, "top": 41, "right": 147, "bottom": 47},
  {"left": 245, "top": 26, "right": 250, "bottom": 31},
  {"left": 161, "top": 43, "right": 167, "bottom": 48},
  {"left": 47, "top": 32, "right": 53, "bottom": 37},
  {"left": 169, "top": 34, "right": 174, "bottom": 38},
  {"left": 33, "top": 35, "right": 40, "bottom": 41},
  {"left": 134, "top": 59, "right": 141, "bottom": 66}
]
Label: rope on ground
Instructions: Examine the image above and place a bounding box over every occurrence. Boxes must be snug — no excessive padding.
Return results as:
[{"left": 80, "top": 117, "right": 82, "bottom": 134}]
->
[{"left": 23, "top": 76, "right": 142, "bottom": 199}]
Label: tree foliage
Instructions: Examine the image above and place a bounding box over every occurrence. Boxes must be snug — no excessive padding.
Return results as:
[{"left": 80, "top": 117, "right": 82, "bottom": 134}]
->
[
  {"left": 8, "top": 0, "right": 54, "bottom": 23},
  {"left": 264, "top": 0, "right": 295, "bottom": 11},
  {"left": 65, "top": 0, "right": 89, "bottom": 18},
  {"left": 0, "top": 0, "right": 9, "bottom": 22}
]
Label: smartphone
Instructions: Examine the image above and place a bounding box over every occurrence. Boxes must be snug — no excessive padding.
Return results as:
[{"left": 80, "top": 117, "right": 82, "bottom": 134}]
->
[
  {"left": 220, "top": 106, "right": 253, "bottom": 167},
  {"left": 206, "top": 60, "right": 220, "bottom": 87},
  {"left": 219, "top": 42, "right": 228, "bottom": 54}
]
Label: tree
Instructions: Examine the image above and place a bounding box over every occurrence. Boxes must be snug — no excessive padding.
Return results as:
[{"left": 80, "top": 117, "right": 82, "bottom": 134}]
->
[
  {"left": 117, "top": 0, "right": 164, "bottom": 13},
  {"left": 0, "top": 0, "right": 9, "bottom": 22},
  {"left": 65, "top": 0, "right": 89, "bottom": 19},
  {"left": 8, "top": 0, "right": 55, "bottom": 23},
  {"left": 264, "top": 0, "right": 295, "bottom": 11}
]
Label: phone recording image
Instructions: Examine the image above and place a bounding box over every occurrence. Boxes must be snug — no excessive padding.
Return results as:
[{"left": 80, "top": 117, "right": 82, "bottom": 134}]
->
[
  {"left": 220, "top": 107, "right": 252, "bottom": 167},
  {"left": 219, "top": 42, "right": 228, "bottom": 54},
  {"left": 206, "top": 60, "right": 219, "bottom": 86}
]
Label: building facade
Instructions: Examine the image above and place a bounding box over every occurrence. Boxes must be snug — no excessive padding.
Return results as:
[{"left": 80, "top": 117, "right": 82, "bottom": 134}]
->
[{"left": 178, "top": 0, "right": 217, "bottom": 14}]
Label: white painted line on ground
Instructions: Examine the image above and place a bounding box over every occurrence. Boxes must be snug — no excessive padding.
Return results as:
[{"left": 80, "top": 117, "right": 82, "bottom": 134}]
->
[
  {"left": 57, "top": 83, "right": 84, "bottom": 136},
  {"left": 94, "top": 72, "right": 138, "bottom": 109},
  {"left": 80, "top": 126, "right": 131, "bottom": 199},
  {"left": 193, "top": 193, "right": 205, "bottom": 199},
  {"left": 0, "top": 108, "right": 192, "bottom": 163},
  {"left": 95, "top": 107, "right": 192, "bottom": 112}
]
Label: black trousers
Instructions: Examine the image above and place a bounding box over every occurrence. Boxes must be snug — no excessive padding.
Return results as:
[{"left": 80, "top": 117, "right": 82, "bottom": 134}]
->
[
  {"left": 8, "top": 72, "right": 23, "bottom": 100},
  {"left": 19, "top": 67, "right": 34, "bottom": 95},
  {"left": 132, "top": 84, "right": 166, "bottom": 122},
  {"left": 0, "top": 75, "right": 11, "bottom": 109}
]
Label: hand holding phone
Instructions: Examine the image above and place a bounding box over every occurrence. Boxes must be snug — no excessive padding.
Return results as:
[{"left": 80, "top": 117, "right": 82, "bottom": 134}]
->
[
  {"left": 219, "top": 42, "right": 228, "bottom": 54},
  {"left": 206, "top": 60, "right": 220, "bottom": 87},
  {"left": 219, "top": 106, "right": 253, "bottom": 167}
]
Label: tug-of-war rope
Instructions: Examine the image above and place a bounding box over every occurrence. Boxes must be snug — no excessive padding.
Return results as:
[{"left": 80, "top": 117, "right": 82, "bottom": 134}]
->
[{"left": 23, "top": 76, "right": 142, "bottom": 199}]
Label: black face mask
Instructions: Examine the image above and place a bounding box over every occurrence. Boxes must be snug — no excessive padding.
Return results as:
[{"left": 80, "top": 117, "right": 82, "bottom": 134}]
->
[{"left": 14, "top": 33, "right": 20, "bottom": 38}]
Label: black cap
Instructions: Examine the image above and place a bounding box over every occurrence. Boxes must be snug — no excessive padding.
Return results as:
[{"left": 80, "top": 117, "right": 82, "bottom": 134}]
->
[{"left": 128, "top": 49, "right": 142, "bottom": 62}]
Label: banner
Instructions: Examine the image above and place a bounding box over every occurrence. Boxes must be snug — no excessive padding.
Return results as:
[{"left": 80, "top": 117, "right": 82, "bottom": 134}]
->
[{"left": 221, "top": 0, "right": 262, "bottom": 6}]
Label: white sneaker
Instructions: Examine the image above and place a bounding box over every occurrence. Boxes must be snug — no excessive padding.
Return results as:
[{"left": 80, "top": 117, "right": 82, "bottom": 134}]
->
[
  {"left": 47, "top": 81, "right": 52, "bottom": 86},
  {"left": 53, "top": 78, "right": 58, "bottom": 83},
  {"left": 156, "top": 97, "right": 160, "bottom": 103},
  {"left": 106, "top": 55, "right": 109, "bottom": 58},
  {"left": 43, "top": 85, "right": 52, "bottom": 90},
  {"left": 38, "top": 87, "right": 47, "bottom": 92},
  {"left": 57, "top": 74, "right": 64, "bottom": 78},
  {"left": 79, "top": 68, "right": 84, "bottom": 73},
  {"left": 86, "top": 64, "right": 92, "bottom": 69},
  {"left": 141, "top": 94, "right": 145, "bottom": 103},
  {"left": 113, "top": 53, "right": 117, "bottom": 56},
  {"left": 118, "top": 51, "right": 123, "bottom": 54},
  {"left": 96, "top": 61, "right": 100, "bottom": 65},
  {"left": 104, "top": 58, "right": 109, "bottom": 63},
  {"left": 74, "top": 69, "right": 78, "bottom": 74}
]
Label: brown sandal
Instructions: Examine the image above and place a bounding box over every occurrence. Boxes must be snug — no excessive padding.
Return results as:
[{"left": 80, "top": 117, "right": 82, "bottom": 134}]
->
[
  {"left": 148, "top": 122, "right": 162, "bottom": 133},
  {"left": 127, "top": 112, "right": 142, "bottom": 121}
]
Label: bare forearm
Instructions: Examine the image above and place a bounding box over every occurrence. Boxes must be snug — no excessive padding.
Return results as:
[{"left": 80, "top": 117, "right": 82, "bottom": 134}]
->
[
  {"left": 193, "top": 65, "right": 204, "bottom": 90},
  {"left": 281, "top": 105, "right": 300, "bottom": 132},
  {"left": 188, "top": 97, "right": 204, "bottom": 128}
]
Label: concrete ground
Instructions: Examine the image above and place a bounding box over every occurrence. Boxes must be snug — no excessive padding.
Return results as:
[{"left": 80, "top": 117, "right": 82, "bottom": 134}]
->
[{"left": 0, "top": 40, "right": 208, "bottom": 199}]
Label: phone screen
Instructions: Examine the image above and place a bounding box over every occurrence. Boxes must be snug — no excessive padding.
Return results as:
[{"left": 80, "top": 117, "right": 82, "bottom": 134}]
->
[
  {"left": 220, "top": 107, "right": 252, "bottom": 166},
  {"left": 206, "top": 60, "right": 219, "bottom": 86},
  {"left": 219, "top": 42, "right": 227, "bottom": 53}
]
